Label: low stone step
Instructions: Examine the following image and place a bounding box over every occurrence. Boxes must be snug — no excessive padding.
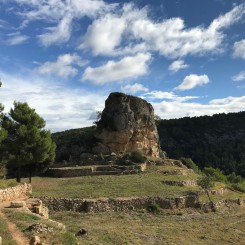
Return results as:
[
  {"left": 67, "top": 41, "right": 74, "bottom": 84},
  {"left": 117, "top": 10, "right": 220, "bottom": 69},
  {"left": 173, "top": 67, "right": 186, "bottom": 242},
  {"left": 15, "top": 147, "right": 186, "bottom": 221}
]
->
[
  {"left": 161, "top": 169, "right": 194, "bottom": 176},
  {"left": 162, "top": 180, "right": 197, "bottom": 187},
  {"left": 92, "top": 171, "right": 121, "bottom": 176}
]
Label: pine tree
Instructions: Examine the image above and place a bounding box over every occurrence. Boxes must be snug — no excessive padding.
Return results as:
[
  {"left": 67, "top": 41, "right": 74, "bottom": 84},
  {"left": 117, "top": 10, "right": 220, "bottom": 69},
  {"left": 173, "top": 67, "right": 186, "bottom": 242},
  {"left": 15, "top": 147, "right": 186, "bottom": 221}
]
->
[
  {"left": 3, "top": 101, "right": 56, "bottom": 182},
  {"left": 0, "top": 81, "right": 7, "bottom": 177}
]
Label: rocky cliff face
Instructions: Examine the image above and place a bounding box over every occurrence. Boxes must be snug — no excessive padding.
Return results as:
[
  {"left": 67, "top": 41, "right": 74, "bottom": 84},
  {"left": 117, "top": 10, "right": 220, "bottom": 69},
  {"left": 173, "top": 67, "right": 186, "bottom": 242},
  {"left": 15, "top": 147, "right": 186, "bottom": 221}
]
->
[{"left": 93, "top": 92, "right": 160, "bottom": 157}]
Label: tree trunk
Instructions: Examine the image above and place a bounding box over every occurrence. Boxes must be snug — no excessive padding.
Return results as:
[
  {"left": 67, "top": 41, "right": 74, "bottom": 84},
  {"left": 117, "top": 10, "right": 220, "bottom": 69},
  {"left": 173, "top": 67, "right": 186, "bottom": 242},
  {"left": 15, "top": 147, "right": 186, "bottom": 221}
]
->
[
  {"left": 28, "top": 166, "right": 32, "bottom": 183},
  {"left": 16, "top": 165, "right": 21, "bottom": 183},
  {"left": 205, "top": 189, "right": 215, "bottom": 212}
]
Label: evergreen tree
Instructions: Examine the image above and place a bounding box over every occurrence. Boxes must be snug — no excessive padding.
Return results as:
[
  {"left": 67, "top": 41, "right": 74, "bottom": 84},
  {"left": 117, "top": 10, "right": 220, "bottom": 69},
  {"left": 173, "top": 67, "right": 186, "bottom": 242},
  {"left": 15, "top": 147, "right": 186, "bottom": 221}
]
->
[
  {"left": 0, "top": 81, "right": 7, "bottom": 177},
  {"left": 3, "top": 101, "right": 56, "bottom": 182}
]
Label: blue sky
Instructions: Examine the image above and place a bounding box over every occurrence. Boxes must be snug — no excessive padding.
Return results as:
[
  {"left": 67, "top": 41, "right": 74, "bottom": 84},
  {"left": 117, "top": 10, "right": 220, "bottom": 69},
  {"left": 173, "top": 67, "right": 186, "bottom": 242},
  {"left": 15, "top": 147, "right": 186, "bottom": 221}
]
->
[{"left": 0, "top": 0, "right": 245, "bottom": 132}]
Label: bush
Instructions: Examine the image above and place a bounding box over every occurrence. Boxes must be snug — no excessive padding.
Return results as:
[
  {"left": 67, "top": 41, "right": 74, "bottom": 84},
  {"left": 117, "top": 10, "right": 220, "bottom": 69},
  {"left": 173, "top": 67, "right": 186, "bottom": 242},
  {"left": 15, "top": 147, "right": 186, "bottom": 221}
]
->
[
  {"left": 230, "top": 183, "right": 245, "bottom": 193},
  {"left": 227, "top": 172, "right": 242, "bottom": 183},
  {"left": 202, "top": 167, "right": 227, "bottom": 182},
  {"left": 147, "top": 203, "right": 161, "bottom": 214},
  {"left": 129, "top": 151, "right": 147, "bottom": 163},
  {"left": 180, "top": 157, "right": 199, "bottom": 172}
]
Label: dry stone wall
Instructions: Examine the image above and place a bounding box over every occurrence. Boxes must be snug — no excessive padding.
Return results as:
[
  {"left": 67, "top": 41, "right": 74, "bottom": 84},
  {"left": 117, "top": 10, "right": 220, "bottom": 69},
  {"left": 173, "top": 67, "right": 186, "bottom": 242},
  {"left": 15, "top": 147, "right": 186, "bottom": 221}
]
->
[
  {"left": 0, "top": 183, "right": 32, "bottom": 202},
  {"left": 39, "top": 195, "right": 199, "bottom": 212}
]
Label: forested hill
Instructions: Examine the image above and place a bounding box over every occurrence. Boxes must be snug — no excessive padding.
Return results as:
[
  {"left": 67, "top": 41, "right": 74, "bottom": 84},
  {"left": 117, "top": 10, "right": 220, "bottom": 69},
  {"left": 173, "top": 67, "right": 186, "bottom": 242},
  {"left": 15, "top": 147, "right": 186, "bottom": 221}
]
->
[
  {"left": 157, "top": 111, "right": 245, "bottom": 177},
  {"left": 52, "top": 111, "right": 245, "bottom": 177}
]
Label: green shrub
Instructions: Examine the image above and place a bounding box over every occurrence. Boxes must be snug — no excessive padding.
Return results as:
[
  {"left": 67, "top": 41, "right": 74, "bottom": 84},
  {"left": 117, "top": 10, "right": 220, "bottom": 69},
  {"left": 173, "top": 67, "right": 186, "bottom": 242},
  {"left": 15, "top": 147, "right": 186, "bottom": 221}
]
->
[
  {"left": 227, "top": 172, "right": 242, "bottom": 183},
  {"left": 130, "top": 151, "right": 147, "bottom": 163},
  {"left": 230, "top": 183, "right": 245, "bottom": 193},
  {"left": 147, "top": 203, "right": 161, "bottom": 214},
  {"left": 202, "top": 167, "right": 227, "bottom": 182},
  {"left": 180, "top": 157, "right": 199, "bottom": 172}
]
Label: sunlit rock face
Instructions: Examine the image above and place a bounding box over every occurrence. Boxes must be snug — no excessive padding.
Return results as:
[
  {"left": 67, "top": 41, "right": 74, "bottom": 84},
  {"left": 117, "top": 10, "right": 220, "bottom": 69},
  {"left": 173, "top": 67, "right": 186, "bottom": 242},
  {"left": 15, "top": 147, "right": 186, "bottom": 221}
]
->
[{"left": 93, "top": 92, "right": 160, "bottom": 158}]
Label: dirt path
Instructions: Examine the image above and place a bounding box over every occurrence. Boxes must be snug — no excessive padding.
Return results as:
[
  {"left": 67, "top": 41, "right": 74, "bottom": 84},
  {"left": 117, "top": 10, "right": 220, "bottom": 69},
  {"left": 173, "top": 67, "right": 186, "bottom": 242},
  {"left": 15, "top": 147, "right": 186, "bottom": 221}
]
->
[{"left": 0, "top": 201, "right": 29, "bottom": 245}]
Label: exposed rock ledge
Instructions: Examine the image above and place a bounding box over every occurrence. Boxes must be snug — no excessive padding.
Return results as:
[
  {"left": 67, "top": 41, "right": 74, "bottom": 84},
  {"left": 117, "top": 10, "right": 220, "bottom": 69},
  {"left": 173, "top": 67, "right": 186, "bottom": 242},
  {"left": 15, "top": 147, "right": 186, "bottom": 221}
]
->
[{"left": 93, "top": 92, "right": 161, "bottom": 158}]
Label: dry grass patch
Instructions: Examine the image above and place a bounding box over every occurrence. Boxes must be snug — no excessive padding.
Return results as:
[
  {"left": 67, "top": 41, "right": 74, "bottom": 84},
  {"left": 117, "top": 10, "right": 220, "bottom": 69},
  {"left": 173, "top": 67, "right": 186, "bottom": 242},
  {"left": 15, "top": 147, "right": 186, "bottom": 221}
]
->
[{"left": 25, "top": 166, "right": 199, "bottom": 199}]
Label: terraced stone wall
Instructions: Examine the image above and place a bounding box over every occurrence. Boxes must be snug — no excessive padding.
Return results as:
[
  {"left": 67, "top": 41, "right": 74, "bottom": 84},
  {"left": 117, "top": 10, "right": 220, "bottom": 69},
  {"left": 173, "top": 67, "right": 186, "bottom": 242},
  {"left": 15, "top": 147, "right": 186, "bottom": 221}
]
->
[
  {"left": 39, "top": 195, "right": 199, "bottom": 212},
  {"left": 0, "top": 183, "right": 32, "bottom": 202}
]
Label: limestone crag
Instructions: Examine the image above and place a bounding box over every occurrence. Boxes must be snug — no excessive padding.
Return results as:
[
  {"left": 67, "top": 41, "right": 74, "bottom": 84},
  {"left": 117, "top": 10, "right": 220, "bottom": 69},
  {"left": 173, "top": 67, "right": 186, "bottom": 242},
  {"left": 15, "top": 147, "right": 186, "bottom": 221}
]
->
[{"left": 93, "top": 92, "right": 160, "bottom": 157}]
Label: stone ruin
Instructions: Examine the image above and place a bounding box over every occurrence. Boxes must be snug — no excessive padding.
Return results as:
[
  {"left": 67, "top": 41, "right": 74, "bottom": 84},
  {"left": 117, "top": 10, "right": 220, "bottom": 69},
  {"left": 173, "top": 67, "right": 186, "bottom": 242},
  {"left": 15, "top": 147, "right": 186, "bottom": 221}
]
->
[{"left": 93, "top": 92, "right": 161, "bottom": 158}]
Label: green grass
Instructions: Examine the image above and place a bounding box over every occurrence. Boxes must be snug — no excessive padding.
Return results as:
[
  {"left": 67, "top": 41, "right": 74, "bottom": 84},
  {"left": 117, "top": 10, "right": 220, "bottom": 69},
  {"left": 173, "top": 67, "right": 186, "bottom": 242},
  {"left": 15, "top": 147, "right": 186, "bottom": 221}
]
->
[
  {"left": 49, "top": 206, "right": 245, "bottom": 245},
  {"left": 0, "top": 216, "right": 18, "bottom": 245},
  {"left": 0, "top": 179, "right": 17, "bottom": 189},
  {"left": 3, "top": 209, "right": 77, "bottom": 245},
  {"left": 25, "top": 166, "right": 199, "bottom": 199}
]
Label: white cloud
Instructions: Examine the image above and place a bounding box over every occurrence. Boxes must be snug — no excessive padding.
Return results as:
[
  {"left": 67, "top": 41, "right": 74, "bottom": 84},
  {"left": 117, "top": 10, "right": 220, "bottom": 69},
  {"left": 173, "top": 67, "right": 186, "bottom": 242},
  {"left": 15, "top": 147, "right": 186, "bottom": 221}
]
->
[
  {"left": 13, "top": 0, "right": 114, "bottom": 46},
  {"left": 37, "top": 53, "right": 87, "bottom": 78},
  {"left": 80, "top": 14, "right": 126, "bottom": 56},
  {"left": 6, "top": 32, "right": 29, "bottom": 45},
  {"left": 168, "top": 60, "right": 189, "bottom": 73},
  {"left": 152, "top": 96, "right": 245, "bottom": 120},
  {"left": 175, "top": 74, "right": 210, "bottom": 91},
  {"left": 232, "top": 71, "right": 245, "bottom": 81},
  {"left": 82, "top": 53, "right": 151, "bottom": 84},
  {"left": 38, "top": 14, "right": 73, "bottom": 46},
  {"left": 121, "top": 83, "right": 149, "bottom": 94},
  {"left": 144, "top": 90, "right": 199, "bottom": 102},
  {"left": 233, "top": 39, "right": 245, "bottom": 59},
  {"left": 79, "top": 3, "right": 245, "bottom": 58},
  {"left": 0, "top": 70, "right": 106, "bottom": 132}
]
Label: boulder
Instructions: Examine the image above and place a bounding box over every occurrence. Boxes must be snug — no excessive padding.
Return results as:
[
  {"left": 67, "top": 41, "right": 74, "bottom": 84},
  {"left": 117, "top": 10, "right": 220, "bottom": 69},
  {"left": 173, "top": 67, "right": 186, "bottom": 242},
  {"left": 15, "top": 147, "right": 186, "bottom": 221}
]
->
[{"left": 93, "top": 92, "right": 160, "bottom": 157}]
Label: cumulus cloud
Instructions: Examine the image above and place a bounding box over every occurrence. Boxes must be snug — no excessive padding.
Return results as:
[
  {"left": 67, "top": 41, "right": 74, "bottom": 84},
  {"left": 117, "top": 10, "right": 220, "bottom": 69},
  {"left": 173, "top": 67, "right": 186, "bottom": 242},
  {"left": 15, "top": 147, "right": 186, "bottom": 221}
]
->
[
  {"left": 175, "top": 74, "right": 210, "bottom": 91},
  {"left": 144, "top": 90, "right": 199, "bottom": 102},
  {"left": 12, "top": 0, "right": 113, "bottom": 46},
  {"left": 152, "top": 96, "right": 245, "bottom": 120},
  {"left": 6, "top": 32, "right": 29, "bottom": 45},
  {"left": 168, "top": 60, "right": 189, "bottom": 73},
  {"left": 121, "top": 83, "right": 149, "bottom": 94},
  {"left": 82, "top": 53, "right": 151, "bottom": 84},
  {"left": 0, "top": 70, "right": 106, "bottom": 132},
  {"left": 232, "top": 71, "right": 245, "bottom": 81},
  {"left": 80, "top": 14, "right": 126, "bottom": 56},
  {"left": 79, "top": 3, "right": 245, "bottom": 58},
  {"left": 37, "top": 53, "right": 87, "bottom": 78},
  {"left": 233, "top": 39, "right": 245, "bottom": 59}
]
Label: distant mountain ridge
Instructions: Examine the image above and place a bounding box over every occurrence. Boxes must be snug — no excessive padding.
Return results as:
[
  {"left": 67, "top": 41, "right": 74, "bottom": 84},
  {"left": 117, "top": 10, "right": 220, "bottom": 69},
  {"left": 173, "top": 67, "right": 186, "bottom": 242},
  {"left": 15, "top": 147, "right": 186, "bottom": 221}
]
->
[{"left": 52, "top": 111, "right": 245, "bottom": 177}]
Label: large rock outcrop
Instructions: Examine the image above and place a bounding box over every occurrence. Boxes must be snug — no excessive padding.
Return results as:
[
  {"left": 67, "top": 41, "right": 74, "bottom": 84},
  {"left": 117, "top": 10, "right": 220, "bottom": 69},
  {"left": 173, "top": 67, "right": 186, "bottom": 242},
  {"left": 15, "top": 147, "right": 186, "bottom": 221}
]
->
[{"left": 93, "top": 92, "right": 160, "bottom": 157}]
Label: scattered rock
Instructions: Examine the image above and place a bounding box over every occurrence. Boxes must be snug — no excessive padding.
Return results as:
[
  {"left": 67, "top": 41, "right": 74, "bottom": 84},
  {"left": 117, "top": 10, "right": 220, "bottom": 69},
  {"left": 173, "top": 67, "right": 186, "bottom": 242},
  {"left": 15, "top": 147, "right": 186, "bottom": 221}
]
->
[
  {"left": 10, "top": 201, "right": 26, "bottom": 208},
  {"left": 26, "top": 223, "right": 53, "bottom": 233},
  {"left": 75, "top": 228, "right": 87, "bottom": 237},
  {"left": 29, "top": 236, "right": 41, "bottom": 245}
]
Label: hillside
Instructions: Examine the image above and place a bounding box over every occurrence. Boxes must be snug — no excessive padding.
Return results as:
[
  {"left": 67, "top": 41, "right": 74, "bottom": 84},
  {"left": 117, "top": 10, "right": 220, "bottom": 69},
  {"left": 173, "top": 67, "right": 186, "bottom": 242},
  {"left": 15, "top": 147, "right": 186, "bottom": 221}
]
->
[
  {"left": 52, "top": 111, "right": 245, "bottom": 176},
  {"left": 157, "top": 111, "right": 245, "bottom": 177}
]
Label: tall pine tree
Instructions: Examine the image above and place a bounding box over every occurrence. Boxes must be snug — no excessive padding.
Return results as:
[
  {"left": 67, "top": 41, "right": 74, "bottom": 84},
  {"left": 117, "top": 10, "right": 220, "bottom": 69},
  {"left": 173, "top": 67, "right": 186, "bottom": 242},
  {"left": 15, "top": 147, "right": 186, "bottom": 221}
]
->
[
  {"left": 3, "top": 101, "right": 56, "bottom": 182},
  {"left": 0, "top": 81, "right": 7, "bottom": 177}
]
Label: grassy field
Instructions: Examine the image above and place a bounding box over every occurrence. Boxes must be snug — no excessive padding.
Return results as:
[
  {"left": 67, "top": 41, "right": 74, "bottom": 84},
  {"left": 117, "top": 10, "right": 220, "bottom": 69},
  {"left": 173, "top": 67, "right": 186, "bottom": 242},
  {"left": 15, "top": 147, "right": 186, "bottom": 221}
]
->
[
  {"left": 3, "top": 209, "right": 77, "bottom": 245},
  {"left": 0, "top": 215, "right": 18, "bottom": 245},
  {"left": 25, "top": 166, "right": 199, "bottom": 199},
  {"left": 3, "top": 204, "right": 245, "bottom": 245}
]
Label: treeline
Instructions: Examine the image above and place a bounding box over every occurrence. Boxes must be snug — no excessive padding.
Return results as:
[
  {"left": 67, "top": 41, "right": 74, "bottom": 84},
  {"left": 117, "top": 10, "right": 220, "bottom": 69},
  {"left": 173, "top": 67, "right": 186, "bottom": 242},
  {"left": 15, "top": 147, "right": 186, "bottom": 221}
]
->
[
  {"left": 157, "top": 111, "right": 245, "bottom": 177},
  {"left": 52, "top": 126, "right": 96, "bottom": 162}
]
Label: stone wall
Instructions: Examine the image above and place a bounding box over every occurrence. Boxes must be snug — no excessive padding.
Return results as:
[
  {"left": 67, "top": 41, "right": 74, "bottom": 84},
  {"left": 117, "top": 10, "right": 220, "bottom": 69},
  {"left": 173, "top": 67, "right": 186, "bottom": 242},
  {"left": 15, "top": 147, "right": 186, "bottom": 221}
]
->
[
  {"left": 0, "top": 183, "right": 32, "bottom": 202},
  {"left": 39, "top": 195, "right": 199, "bottom": 212}
]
